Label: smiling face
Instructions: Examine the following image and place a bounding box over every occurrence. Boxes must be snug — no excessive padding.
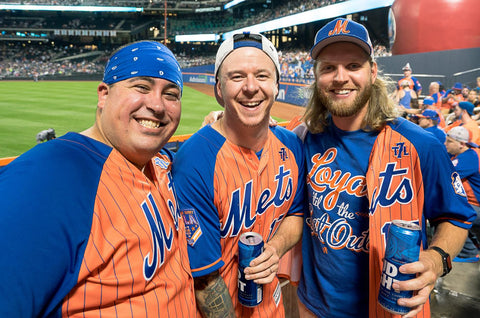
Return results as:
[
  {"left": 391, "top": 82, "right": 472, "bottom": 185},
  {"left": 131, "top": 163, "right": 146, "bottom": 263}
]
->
[
  {"left": 314, "top": 42, "right": 377, "bottom": 121},
  {"left": 95, "top": 76, "right": 181, "bottom": 169},
  {"left": 216, "top": 46, "right": 278, "bottom": 131}
]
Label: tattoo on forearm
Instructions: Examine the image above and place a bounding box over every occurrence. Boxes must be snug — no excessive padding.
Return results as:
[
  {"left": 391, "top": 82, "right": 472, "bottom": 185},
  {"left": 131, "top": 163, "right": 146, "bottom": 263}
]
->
[{"left": 195, "top": 274, "right": 235, "bottom": 318}]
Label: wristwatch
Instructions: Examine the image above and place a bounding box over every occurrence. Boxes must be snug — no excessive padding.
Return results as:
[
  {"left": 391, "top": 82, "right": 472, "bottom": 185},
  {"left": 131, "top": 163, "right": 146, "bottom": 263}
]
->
[{"left": 430, "top": 246, "right": 452, "bottom": 277}]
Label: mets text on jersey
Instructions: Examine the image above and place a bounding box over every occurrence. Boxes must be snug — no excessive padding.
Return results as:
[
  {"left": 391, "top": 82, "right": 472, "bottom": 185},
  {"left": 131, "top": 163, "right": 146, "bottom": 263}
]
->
[{"left": 220, "top": 165, "right": 293, "bottom": 240}]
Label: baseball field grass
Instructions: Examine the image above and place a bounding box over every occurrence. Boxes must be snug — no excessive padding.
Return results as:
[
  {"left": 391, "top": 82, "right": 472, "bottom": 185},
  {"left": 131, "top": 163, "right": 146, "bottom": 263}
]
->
[{"left": 0, "top": 81, "right": 222, "bottom": 158}]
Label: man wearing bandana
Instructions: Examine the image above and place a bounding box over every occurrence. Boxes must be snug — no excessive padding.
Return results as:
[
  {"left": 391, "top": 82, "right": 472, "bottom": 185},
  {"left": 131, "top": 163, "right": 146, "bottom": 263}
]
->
[{"left": 0, "top": 41, "right": 196, "bottom": 317}]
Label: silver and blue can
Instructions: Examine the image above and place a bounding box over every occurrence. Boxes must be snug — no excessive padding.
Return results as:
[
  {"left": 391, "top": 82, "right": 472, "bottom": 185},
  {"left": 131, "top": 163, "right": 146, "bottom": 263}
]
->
[
  {"left": 238, "top": 232, "right": 264, "bottom": 307},
  {"left": 378, "top": 220, "right": 421, "bottom": 315}
]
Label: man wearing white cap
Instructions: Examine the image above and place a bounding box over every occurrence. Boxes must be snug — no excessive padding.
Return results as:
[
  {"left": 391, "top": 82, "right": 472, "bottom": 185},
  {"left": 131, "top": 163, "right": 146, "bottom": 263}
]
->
[
  {"left": 173, "top": 32, "right": 306, "bottom": 317},
  {"left": 397, "top": 62, "right": 422, "bottom": 96},
  {"left": 293, "top": 18, "right": 475, "bottom": 318},
  {"left": 445, "top": 126, "right": 480, "bottom": 263},
  {"left": 0, "top": 41, "right": 196, "bottom": 316}
]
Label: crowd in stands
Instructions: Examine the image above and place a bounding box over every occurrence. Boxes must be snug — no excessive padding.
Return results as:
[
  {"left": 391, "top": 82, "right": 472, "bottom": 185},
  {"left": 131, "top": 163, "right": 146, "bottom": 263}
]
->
[
  {"left": 0, "top": 42, "right": 105, "bottom": 79},
  {"left": 396, "top": 75, "right": 480, "bottom": 130},
  {"left": 0, "top": 40, "right": 392, "bottom": 81},
  {"left": 170, "top": 0, "right": 347, "bottom": 35},
  {"left": 0, "top": 12, "right": 136, "bottom": 31}
]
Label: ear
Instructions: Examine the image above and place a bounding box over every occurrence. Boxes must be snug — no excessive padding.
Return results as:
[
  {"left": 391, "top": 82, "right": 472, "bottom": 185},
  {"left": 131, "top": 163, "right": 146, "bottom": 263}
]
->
[
  {"left": 274, "top": 82, "right": 279, "bottom": 99},
  {"left": 97, "top": 83, "right": 109, "bottom": 110},
  {"left": 214, "top": 82, "right": 225, "bottom": 108},
  {"left": 371, "top": 61, "right": 378, "bottom": 84}
]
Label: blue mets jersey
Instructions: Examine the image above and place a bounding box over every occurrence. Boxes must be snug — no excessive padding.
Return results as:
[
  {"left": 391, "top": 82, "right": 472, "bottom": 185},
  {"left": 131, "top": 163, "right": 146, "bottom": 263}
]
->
[
  {"left": 297, "top": 117, "right": 475, "bottom": 318},
  {"left": 451, "top": 148, "right": 480, "bottom": 207}
]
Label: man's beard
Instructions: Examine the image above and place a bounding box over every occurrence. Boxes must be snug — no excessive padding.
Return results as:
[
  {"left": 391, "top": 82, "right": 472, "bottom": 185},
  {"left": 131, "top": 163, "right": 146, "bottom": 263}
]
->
[{"left": 317, "top": 82, "right": 373, "bottom": 118}]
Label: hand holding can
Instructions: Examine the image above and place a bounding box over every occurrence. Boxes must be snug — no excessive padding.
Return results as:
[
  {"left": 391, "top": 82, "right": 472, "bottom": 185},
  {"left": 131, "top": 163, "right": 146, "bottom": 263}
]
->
[
  {"left": 378, "top": 220, "right": 421, "bottom": 315},
  {"left": 238, "top": 232, "right": 264, "bottom": 307}
]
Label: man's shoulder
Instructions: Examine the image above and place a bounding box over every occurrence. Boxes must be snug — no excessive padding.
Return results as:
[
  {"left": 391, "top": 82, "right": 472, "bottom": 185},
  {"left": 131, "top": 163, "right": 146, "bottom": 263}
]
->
[
  {"left": 7, "top": 133, "right": 111, "bottom": 172},
  {"left": 271, "top": 125, "right": 302, "bottom": 142},
  {"left": 177, "top": 125, "right": 224, "bottom": 154},
  {"left": 387, "top": 117, "right": 443, "bottom": 149}
]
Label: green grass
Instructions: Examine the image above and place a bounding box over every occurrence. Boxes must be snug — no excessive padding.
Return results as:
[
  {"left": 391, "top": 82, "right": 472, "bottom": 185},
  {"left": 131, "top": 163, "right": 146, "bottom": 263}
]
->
[{"left": 0, "top": 81, "right": 222, "bottom": 158}]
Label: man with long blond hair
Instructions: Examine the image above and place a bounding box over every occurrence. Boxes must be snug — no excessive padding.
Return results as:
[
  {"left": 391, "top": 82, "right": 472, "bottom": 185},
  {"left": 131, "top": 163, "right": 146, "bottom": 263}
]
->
[{"left": 293, "top": 18, "right": 475, "bottom": 318}]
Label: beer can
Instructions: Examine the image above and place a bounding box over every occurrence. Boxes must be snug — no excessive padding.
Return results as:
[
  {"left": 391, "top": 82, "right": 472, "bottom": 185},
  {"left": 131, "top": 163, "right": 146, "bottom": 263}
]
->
[
  {"left": 378, "top": 220, "right": 421, "bottom": 315},
  {"left": 238, "top": 232, "right": 264, "bottom": 307}
]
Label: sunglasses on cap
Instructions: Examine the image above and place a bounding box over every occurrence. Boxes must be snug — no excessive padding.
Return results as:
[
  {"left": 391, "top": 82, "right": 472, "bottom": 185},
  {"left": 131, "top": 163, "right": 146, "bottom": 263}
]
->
[{"left": 233, "top": 32, "right": 263, "bottom": 43}]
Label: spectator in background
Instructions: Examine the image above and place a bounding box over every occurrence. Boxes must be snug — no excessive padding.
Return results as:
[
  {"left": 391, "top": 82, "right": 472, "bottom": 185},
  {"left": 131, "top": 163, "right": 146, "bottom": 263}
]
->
[
  {"left": 415, "top": 109, "right": 446, "bottom": 143},
  {"left": 396, "top": 79, "right": 418, "bottom": 113},
  {"left": 467, "top": 88, "right": 479, "bottom": 107},
  {"left": 445, "top": 101, "right": 480, "bottom": 145},
  {"left": 444, "top": 126, "right": 480, "bottom": 263},
  {"left": 462, "top": 86, "right": 470, "bottom": 100},
  {"left": 423, "top": 97, "right": 447, "bottom": 128},
  {"left": 428, "top": 81, "right": 443, "bottom": 110},
  {"left": 397, "top": 62, "right": 422, "bottom": 96},
  {"left": 0, "top": 41, "right": 196, "bottom": 317},
  {"left": 442, "top": 82, "right": 465, "bottom": 114}
]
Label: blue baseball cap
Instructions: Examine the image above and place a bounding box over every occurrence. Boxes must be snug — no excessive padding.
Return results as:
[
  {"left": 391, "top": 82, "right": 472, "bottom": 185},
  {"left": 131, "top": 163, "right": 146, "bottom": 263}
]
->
[
  {"left": 422, "top": 98, "right": 435, "bottom": 106},
  {"left": 452, "top": 82, "right": 463, "bottom": 91},
  {"left": 103, "top": 41, "right": 183, "bottom": 92},
  {"left": 417, "top": 109, "right": 439, "bottom": 121},
  {"left": 310, "top": 18, "right": 374, "bottom": 60},
  {"left": 458, "top": 101, "right": 475, "bottom": 115}
]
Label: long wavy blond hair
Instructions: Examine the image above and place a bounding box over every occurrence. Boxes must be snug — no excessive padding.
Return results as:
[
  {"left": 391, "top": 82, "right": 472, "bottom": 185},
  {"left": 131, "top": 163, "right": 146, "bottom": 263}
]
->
[{"left": 303, "top": 60, "right": 399, "bottom": 134}]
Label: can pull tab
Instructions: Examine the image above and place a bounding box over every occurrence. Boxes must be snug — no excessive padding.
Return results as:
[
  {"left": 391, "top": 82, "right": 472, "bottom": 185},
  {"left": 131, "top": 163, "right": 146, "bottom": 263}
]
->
[{"left": 246, "top": 235, "right": 256, "bottom": 244}]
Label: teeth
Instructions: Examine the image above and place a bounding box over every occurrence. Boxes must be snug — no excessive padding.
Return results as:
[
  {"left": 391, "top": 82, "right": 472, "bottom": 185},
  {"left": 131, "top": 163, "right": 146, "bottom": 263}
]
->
[
  {"left": 242, "top": 102, "right": 261, "bottom": 107},
  {"left": 138, "top": 119, "right": 160, "bottom": 128},
  {"left": 334, "top": 90, "right": 351, "bottom": 95}
]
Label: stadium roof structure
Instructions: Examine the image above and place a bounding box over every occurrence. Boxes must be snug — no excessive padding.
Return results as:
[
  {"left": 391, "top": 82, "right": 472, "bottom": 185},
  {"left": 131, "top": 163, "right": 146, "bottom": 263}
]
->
[{"left": 0, "top": 0, "right": 233, "bottom": 12}]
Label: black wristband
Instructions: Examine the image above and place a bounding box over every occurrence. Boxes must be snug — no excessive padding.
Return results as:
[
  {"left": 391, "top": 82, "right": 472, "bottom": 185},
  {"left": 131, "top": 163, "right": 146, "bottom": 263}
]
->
[{"left": 430, "top": 246, "right": 452, "bottom": 277}]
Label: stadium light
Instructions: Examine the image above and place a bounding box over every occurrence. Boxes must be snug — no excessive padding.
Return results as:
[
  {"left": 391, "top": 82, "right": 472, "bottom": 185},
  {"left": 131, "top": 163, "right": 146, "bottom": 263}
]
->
[
  {"left": 224, "top": 0, "right": 246, "bottom": 10},
  {"left": 0, "top": 4, "right": 143, "bottom": 12},
  {"left": 175, "top": 34, "right": 220, "bottom": 43}
]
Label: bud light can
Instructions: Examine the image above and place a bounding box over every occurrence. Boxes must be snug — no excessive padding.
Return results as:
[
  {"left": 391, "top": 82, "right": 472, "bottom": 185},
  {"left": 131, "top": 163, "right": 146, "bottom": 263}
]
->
[
  {"left": 378, "top": 220, "right": 421, "bottom": 315},
  {"left": 238, "top": 232, "right": 264, "bottom": 307}
]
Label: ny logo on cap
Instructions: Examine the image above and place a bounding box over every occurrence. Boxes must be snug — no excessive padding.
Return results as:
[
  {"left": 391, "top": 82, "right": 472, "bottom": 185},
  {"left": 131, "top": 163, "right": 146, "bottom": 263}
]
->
[{"left": 328, "top": 20, "right": 350, "bottom": 36}]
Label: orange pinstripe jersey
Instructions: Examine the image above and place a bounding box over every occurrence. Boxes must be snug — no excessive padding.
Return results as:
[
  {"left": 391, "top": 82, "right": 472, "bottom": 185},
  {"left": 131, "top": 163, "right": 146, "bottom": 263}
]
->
[
  {"left": 0, "top": 133, "right": 195, "bottom": 317},
  {"left": 63, "top": 148, "right": 196, "bottom": 317},
  {"left": 173, "top": 125, "right": 306, "bottom": 318}
]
